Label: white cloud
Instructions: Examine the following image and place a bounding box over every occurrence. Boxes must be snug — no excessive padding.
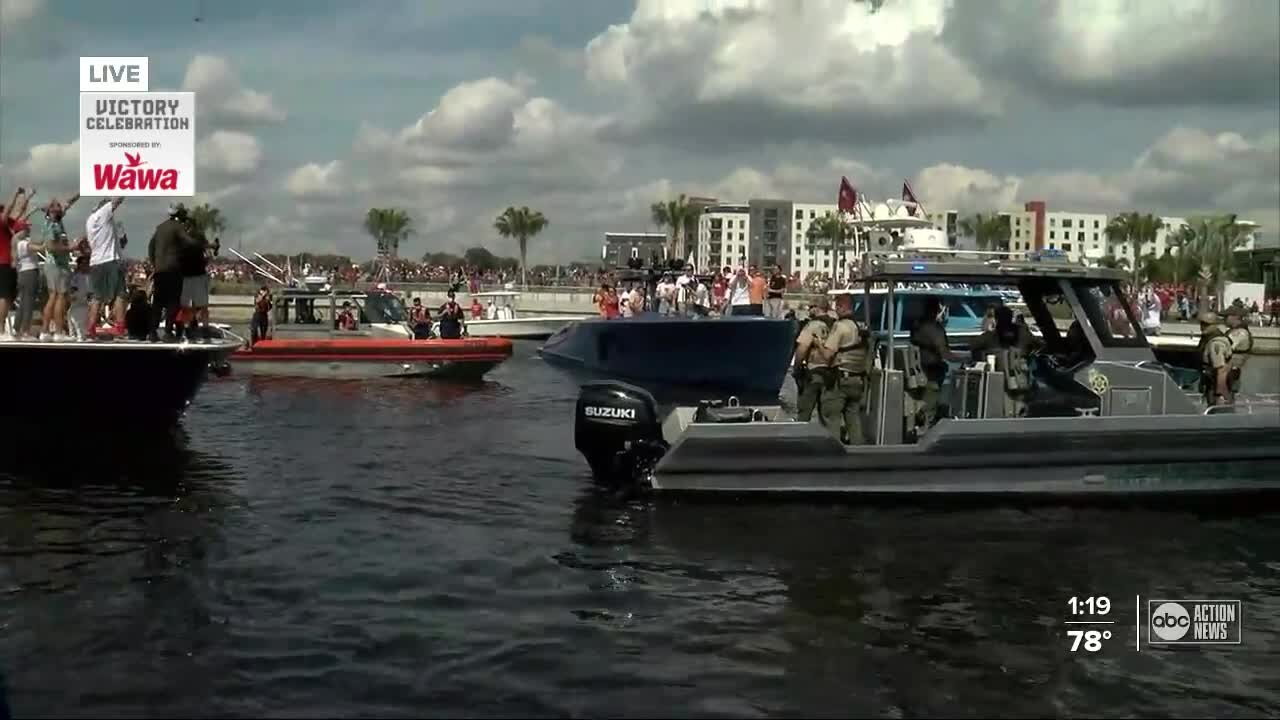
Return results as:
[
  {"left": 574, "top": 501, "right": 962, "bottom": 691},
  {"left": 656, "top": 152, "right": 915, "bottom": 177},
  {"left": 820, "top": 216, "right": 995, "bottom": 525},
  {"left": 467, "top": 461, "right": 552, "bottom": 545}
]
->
[
  {"left": 908, "top": 126, "right": 1280, "bottom": 230},
  {"left": 585, "top": 0, "right": 995, "bottom": 150},
  {"left": 10, "top": 139, "right": 79, "bottom": 188},
  {"left": 196, "top": 131, "right": 263, "bottom": 177},
  {"left": 285, "top": 160, "right": 345, "bottom": 199},
  {"left": 181, "top": 55, "right": 287, "bottom": 128},
  {"left": 943, "top": 0, "right": 1280, "bottom": 107},
  {"left": 0, "top": 0, "right": 43, "bottom": 32}
]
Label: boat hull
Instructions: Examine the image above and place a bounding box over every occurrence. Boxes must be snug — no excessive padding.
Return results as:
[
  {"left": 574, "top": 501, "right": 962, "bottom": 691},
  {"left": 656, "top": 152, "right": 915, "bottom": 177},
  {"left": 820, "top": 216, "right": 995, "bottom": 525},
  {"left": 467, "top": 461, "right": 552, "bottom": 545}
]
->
[
  {"left": 540, "top": 314, "right": 797, "bottom": 399},
  {"left": 651, "top": 411, "right": 1280, "bottom": 496},
  {"left": 229, "top": 337, "right": 512, "bottom": 380},
  {"left": 465, "top": 315, "right": 592, "bottom": 340},
  {"left": 0, "top": 338, "right": 239, "bottom": 426}
]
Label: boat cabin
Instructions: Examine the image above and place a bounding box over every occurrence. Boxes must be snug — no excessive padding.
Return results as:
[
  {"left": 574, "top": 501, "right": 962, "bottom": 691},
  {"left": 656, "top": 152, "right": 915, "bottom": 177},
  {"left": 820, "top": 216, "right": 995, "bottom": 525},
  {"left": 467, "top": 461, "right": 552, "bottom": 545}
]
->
[
  {"left": 471, "top": 291, "right": 521, "bottom": 320},
  {"left": 827, "top": 285, "right": 1006, "bottom": 338},
  {"left": 845, "top": 251, "right": 1203, "bottom": 443},
  {"left": 270, "top": 288, "right": 409, "bottom": 336}
]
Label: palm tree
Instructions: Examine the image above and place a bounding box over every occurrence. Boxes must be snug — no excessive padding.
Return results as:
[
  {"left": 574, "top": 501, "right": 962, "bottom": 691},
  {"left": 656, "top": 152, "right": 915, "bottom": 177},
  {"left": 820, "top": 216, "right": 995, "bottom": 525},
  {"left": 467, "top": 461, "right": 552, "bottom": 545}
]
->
[
  {"left": 650, "top": 194, "right": 700, "bottom": 262},
  {"left": 363, "top": 208, "right": 414, "bottom": 260},
  {"left": 806, "top": 212, "right": 858, "bottom": 268},
  {"left": 187, "top": 203, "right": 226, "bottom": 238},
  {"left": 958, "top": 213, "right": 1011, "bottom": 252},
  {"left": 493, "top": 206, "right": 549, "bottom": 288},
  {"left": 1104, "top": 212, "right": 1163, "bottom": 285},
  {"left": 1185, "top": 214, "right": 1252, "bottom": 306}
]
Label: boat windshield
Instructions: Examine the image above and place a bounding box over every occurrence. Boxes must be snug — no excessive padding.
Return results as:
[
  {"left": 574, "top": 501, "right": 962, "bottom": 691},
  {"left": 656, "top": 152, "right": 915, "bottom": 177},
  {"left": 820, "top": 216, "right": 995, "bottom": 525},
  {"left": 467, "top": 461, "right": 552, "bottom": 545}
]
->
[
  {"left": 1074, "top": 280, "right": 1147, "bottom": 348},
  {"left": 363, "top": 292, "right": 408, "bottom": 323}
]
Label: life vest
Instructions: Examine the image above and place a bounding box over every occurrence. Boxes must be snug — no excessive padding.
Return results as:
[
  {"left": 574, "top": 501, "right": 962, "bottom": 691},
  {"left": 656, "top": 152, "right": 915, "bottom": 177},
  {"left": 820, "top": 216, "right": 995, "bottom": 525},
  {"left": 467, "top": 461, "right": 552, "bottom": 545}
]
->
[
  {"left": 830, "top": 318, "right": 869, "bottom": 374},
  {"left": 1199, "top": 326, "right": 1232, "bottom": 366}
]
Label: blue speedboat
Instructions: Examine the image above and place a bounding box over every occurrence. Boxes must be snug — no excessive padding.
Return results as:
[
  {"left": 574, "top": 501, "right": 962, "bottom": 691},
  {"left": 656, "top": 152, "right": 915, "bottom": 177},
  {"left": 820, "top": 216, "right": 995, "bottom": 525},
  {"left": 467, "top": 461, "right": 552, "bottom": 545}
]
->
[{"left": 539, "top": 312, "right": 798, "bottom": 401}]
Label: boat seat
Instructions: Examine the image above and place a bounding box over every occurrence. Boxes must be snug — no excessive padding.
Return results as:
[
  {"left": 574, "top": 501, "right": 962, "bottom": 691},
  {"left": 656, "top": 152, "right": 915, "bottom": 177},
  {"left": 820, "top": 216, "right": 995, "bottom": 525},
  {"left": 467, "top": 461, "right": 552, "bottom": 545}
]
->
[{"left": 694, "top": 397, "right": 762, "bottom": 424}]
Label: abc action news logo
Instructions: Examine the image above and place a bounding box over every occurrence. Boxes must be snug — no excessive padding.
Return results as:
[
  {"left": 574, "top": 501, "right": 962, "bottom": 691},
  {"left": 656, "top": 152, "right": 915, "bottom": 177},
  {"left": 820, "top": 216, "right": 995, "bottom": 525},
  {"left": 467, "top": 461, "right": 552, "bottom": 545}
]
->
[
  {"left": 1148, "top": 599, "right": 1242, "bottom": 645},
  {"left": 78, "top": 57, "right": 195, "bottom": 197}
]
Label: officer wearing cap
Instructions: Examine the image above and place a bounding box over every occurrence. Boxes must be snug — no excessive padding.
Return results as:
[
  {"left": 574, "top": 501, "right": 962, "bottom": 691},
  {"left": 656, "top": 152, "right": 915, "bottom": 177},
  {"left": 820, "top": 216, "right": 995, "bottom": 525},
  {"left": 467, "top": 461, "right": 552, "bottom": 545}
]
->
[
  {"left": 792, "top": 296, "right": 835, "bottom": 421},
  {"left": 819, "top": 293, "right": 869, "bottom": 444},
  {"left": 1198, "top": 311, "right": 1233, "bottom": 405},
  {"left": 1222, "top": 305, "right": 1252, "bottom": 396}
]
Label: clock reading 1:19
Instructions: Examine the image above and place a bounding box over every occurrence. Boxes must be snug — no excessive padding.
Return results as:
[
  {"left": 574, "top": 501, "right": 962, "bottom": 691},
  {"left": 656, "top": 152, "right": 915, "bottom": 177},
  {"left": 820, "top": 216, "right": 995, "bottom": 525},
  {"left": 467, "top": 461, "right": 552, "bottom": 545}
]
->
[{"left": 1068, "top": 596, "right": 1111, "bottom": 615}]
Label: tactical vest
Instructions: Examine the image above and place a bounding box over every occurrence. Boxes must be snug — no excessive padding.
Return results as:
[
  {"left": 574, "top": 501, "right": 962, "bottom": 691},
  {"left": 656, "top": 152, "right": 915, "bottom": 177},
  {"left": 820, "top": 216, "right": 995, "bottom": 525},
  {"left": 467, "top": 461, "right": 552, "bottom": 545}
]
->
[
  {"left": 830, "top": 318, "right": 869, "bottom": 374},
  {"left": 1200, "top": 327, "right": 1230, "bottom": 362},
  {"left": 1226, "top": 326, "right": 1253, "bottom": 370},
  {"left": 994, "top": 347, "right": 1030, "bottom": 392},
  {"left": 797, "top": 317, "right": 832, "bottom": 364}
]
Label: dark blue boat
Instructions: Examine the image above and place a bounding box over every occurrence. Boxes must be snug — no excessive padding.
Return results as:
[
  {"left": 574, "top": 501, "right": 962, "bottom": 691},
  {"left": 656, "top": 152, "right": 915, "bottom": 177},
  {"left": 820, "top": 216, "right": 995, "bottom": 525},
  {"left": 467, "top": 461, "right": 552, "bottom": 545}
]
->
[{"left": 539, "top": 313, "right": 798, "bottom": 401}]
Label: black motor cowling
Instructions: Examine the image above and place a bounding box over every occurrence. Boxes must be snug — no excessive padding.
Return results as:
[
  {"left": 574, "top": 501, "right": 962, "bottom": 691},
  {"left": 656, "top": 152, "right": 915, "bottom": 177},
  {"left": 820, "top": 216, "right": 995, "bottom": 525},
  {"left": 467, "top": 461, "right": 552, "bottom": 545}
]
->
[{"left": 575, "top": 381, "right": 667, "bottom": 487}]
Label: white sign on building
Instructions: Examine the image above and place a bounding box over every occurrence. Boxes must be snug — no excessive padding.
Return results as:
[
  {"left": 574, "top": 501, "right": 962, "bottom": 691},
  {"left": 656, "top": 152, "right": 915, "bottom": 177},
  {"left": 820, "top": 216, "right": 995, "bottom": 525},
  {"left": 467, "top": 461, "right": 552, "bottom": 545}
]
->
[{"left": 78, "top": 57, "right": 195, "bottom": 197}]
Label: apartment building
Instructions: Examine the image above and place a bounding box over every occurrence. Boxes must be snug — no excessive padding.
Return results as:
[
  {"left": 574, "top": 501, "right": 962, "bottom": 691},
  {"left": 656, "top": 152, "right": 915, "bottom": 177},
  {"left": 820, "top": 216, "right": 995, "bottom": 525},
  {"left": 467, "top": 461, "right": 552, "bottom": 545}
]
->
[
  {"left": 791, "top": 201, "right": 858, "bottom": 275},
  {"left": 696, "top": 203, "right": 750, "bottom": 271},
  {"left": 748, "top": 199, "right": 793, "bottom": 273},
  {"left": 1043, "top": 210, "right": 1109, "bottom": 261}
]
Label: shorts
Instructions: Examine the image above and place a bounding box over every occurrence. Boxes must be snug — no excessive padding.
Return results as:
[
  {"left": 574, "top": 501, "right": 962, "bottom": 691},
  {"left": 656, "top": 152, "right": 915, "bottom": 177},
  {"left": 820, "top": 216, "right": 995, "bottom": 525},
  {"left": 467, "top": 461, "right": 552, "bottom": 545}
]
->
[
  {"left": 44, "top": 263, "right": 71, "bottom": 294},
  {"left": 0, "top": 265, "right": 15, "bottom": 302},
  {"left": 181, "top": 274, "right": 210, "bottom": 307},
  {"left": 89, "top": 260, "right": 125, "bottom": 303}
]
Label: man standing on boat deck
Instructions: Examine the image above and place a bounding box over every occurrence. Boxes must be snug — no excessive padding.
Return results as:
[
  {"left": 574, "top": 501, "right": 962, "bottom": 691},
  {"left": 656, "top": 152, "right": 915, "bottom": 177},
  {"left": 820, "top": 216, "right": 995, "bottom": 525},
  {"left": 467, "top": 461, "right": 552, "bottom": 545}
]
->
[
  {"left": 149, "top": 204, "right": 197, "bottom": 341},
  {"left": 1223, "top": 305, "right": 1252, "bottom": 397},
  {"left": 910, "top": 296, "right": 951, "bottom": 428},
  {"left": 85, "top": 196, "right": 127, "bottom": 336},
  {"left": 793, "top": 296, "right": 835, "bottom": 422},
  {"left": 766, "top": 266, "right": 787, "bottom": 319},
  {"left": 819, "top": 294, "right": 868, "bottom": 445},
  {"left": 1198, "top": 312, "right": 1233, "bottom": 406}
]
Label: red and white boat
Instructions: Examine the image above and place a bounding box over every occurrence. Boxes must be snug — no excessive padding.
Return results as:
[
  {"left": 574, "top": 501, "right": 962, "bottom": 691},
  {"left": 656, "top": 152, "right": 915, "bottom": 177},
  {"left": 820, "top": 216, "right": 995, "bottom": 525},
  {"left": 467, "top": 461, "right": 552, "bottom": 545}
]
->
[{"left": 227, "top": 287, "right": 512, "bottom": 380}]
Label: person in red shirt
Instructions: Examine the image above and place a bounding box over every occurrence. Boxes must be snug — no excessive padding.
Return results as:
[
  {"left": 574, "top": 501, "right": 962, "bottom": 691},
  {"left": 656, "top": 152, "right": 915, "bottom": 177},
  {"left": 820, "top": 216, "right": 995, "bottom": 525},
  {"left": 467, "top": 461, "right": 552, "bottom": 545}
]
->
[
  {"left": 602, "top": 285, "right": 620, "bottom": 319},
  {"left": 470, "top": 297, "right": 484, "bottom": 319},
  {"left": 1, "top": 186, "right": 35, "bottom": 339},
  {"left": 337, "top": 301, "right": 358, "bottom": 331}
]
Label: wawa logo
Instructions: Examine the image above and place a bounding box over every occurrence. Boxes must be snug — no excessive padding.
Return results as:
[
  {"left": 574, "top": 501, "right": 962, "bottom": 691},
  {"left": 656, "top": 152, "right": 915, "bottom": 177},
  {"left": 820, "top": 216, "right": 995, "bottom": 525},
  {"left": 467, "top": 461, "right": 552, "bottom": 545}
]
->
[{"left": 93, "top": 151, "right": 179, "bottom": 191}]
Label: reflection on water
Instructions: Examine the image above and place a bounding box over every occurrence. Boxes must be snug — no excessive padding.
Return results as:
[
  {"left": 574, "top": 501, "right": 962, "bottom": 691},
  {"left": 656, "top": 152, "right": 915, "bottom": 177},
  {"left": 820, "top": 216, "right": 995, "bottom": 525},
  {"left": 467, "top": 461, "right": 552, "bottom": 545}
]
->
[{"left": 1, "top": 350, "right": 1278, "bottom": 718}]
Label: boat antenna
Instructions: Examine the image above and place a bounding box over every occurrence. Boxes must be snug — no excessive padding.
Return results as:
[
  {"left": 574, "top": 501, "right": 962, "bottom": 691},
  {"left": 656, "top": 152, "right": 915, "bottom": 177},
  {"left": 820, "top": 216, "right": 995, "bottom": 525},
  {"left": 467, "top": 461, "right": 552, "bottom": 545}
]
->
[{"left": 229, "top": 247, "right": 284, "bottom": 285}]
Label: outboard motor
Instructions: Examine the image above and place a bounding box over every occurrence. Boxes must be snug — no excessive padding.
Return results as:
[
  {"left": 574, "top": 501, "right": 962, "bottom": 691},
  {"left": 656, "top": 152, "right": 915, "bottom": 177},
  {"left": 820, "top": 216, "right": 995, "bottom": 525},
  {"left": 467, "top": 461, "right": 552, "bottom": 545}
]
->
[{"left": 575, "top": 381, "right": 667, "bottom": 488}]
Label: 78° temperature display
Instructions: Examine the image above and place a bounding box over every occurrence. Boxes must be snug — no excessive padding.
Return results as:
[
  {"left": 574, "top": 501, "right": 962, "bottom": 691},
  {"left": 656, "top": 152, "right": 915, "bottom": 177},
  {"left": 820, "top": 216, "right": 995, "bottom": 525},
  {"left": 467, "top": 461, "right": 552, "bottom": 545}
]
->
[{"left": 1065, "top": 596, "right": 1116, "bottom": 653}]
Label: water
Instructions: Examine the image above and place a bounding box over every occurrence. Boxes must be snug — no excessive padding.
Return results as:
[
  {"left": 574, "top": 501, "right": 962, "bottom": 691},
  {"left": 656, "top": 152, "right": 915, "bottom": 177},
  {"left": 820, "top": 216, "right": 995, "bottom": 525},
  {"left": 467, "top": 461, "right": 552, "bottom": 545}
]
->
[{"left": 2, "top": 345, "right": 1278, "bottom": 718}]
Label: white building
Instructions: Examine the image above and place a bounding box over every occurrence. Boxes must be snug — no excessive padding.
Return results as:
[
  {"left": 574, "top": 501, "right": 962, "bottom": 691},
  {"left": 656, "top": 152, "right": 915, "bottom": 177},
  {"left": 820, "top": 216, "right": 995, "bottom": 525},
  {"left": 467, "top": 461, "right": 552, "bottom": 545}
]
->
[
  {"left": 1044, "top": 211, "right": 1109, "bottom": 262},
  {"left": 790, "top": 202, "right": 853, "bottom": 276},
  {"left": 696, "top": 203, "right": 750, "bottom": 272}
]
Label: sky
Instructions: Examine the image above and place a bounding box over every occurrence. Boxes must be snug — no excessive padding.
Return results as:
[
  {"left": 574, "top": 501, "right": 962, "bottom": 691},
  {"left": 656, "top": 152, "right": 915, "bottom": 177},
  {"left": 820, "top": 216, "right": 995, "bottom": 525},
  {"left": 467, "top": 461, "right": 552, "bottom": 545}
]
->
[{"left": 1, "top": 0, "right": 1277, "bottom": 264}]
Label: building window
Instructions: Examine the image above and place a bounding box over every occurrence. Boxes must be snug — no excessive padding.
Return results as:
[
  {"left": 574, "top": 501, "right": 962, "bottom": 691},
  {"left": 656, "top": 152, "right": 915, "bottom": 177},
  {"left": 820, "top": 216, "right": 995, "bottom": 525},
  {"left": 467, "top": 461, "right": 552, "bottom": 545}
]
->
[
  {"left": 810, "top": 210, "right": 816, "bottom": 219},
  {"left": 1015, "top": 218, "right": 1021, "bottom": 226},
  {"left": 1063, "top": 243, "right": 1073, "bottom": 253},
  {"left": 1063, "top": 218, "right": 1072, "bottom": 228},
  {"left": 739, "top": 232, "right": 744, "bottom": 241},
  {"left": 1050, "top": 218, "right": 1056, "bottom": 227},
  {"left": 795, "top": 209, "right": 803, "bottom": 220},
  {"left": 796, "top": 222, "right": 802, "bottom": 231},
  {"left": 1093, "top": 220, "right": 1099, "bottom": 229},
  {"left": 808, "top": 259, "right": 815, "bottom": 268},
  {"left": 1049, "top": 231, "right": 1056, "bottom": 239},
  {"left": 1077, "top": 231, "right": 1084, "bottom": 242},
  {"left": 1015, "top": 229, "right": 1021, "bottom": 238},
  {"left": 1093, "top": 233, "right": 1098, "bottom": 241}
]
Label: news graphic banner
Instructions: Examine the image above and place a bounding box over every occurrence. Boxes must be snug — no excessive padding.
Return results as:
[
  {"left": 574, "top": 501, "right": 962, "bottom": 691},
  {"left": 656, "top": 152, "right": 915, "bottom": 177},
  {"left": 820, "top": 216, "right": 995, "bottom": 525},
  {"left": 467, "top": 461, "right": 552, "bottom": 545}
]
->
[{"left": 78, "top": 56, "right": 196, "bottom": 197}]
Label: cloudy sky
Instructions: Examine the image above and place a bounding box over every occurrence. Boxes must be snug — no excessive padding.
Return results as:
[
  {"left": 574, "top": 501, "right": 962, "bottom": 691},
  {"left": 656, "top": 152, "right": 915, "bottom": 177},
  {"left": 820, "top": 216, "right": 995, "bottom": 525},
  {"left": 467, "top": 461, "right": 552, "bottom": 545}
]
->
[{"left": 1, "top": 0, "right": 1277, "bottom": 263}]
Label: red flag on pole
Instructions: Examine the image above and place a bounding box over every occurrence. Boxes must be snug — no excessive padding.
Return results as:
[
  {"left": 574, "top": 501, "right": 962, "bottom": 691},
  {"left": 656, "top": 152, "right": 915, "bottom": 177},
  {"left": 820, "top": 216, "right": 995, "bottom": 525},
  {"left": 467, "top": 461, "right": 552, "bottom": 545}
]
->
[
  {"left": 838, "top": 176, "right": 857, "bottom": 213},
  {"left": 901, "top": 180, "right": 922, "bottom": 217}
]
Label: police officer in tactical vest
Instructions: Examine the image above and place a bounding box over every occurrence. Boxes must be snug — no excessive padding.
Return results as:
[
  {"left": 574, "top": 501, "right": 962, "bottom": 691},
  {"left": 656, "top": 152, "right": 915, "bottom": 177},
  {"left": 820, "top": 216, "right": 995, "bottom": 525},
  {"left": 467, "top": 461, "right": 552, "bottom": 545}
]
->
[
  {"left": 819, "top": 294, "right": 868, "bottom": 445},
  {"left": 969, "top": 305, "right": 1035, "bottom": 417},
  {"left": 1198, "top": 311, "right": 1234, "bottom": 405},
  {"left": 909, "top": 296, "right": 950, "bottom": 428},
  {"left": 793, "top": 297, "right": 834, "bottom": 421},
  {"left": 1223, "top": 305, "right": 1252, "bottom": 396}
]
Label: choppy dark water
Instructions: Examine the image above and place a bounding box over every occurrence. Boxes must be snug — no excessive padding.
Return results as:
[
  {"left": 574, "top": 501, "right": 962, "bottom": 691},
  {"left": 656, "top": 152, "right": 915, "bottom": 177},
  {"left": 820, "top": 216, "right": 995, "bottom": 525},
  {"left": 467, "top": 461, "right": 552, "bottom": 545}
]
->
[{"left": 2, "top": 344, "right": 1279, "bottom": 718}]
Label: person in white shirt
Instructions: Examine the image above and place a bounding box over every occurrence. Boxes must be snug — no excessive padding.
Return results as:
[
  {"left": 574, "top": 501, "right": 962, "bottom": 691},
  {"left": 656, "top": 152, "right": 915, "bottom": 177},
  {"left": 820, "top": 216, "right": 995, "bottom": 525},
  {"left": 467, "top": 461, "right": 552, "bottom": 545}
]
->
[
  {"left": 691, "top": 277, "right": 710, "bottom": 317},
  {"left": 85, "top": 196, "right": 127, "bottom": 335},
  {"left": 676, "top": 267, "right": 694, "bottom": 315},
  {"left": 14, "top": 230, "right": 45, "bottom": 338},
  {"left": 657, "top": 275, "right": 677, "bottom": 315},
  {"left": 628, "top": 285, "right": 645, "bottom": 314},
  {"left": 1141, "top": 290, "right": 1162, "bottom": 336},
  {"left": 727, "top": 267, "right": 752, "bottom": 316}
]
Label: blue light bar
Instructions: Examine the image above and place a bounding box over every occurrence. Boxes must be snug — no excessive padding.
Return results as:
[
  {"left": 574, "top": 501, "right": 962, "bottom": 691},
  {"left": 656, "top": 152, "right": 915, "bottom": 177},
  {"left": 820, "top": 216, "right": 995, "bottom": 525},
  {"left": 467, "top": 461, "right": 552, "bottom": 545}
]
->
[{"left": 911, "top": 264, "right": 927, "bottom": 272}]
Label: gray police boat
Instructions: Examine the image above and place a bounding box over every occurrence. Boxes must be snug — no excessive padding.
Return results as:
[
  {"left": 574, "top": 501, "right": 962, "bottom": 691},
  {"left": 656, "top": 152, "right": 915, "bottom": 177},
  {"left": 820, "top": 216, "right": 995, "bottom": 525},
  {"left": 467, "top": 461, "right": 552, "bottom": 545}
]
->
[{"left": 573, "top": 253, "right": 1280, "bottom": 498}]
